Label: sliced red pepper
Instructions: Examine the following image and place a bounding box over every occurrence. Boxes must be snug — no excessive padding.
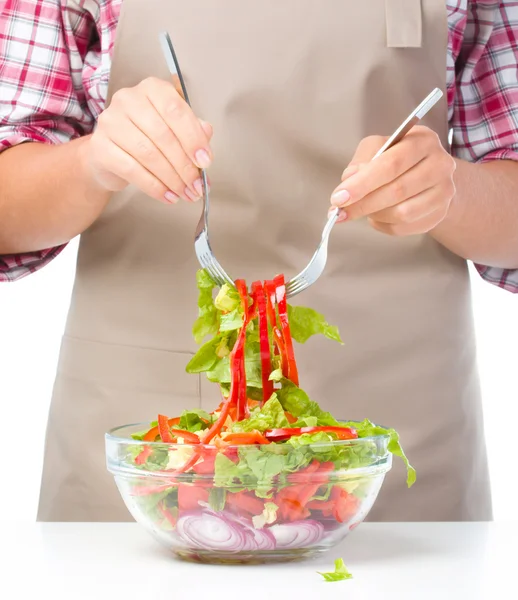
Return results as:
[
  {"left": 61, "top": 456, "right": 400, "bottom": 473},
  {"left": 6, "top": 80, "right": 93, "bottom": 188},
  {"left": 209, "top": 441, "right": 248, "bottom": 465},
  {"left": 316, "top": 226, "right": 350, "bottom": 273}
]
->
[
  {"left": 191, "top": 446, "right": 218, "bottom": 474},
  {"left": 158, "top": 414, "right": 175, "bottom": 443},
  {"left": 234, "top": 279, "right": 251, "bottom": 422},
  {"left": 168, "top": 428, "right": 201, "bottom": 444},
  {"left": 227, "top": 491, "right": 264, "bottom": 516},
  {"left": 223, "top": 431, "right": 270, "bottom": 445},
  {"left": 135, "top": 445, "right": 153, "bottom": 465},
  {"left": 285, "top": 412, "right": 298, "bottom": 424},
  {"left": 265, "top": 426, "right": 358, "bottom": 442},
  {"left": 264, "top": 280, "right": 278, "bottom": 329},
  {"left": 273, "top": 274, "right": 299, "bottom": 386},
  {"left": 157, "top": 502, "right": 177, "bottom": 527},
  {"left": 252, "top": 281, "right": 274, "bottom": 406},
  {"left": 143, "top": 416, "right": 181, "bottom": 442},
  {"left": 272, "top": 326, "right": 288, "bottom": 376}
]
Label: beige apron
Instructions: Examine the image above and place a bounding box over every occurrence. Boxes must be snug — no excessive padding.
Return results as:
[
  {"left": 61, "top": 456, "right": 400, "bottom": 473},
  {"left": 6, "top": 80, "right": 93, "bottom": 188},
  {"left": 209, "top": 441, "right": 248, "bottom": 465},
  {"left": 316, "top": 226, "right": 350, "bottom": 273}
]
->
[{"left": 37, "top": 0, "right": 492, "bottom": 522}]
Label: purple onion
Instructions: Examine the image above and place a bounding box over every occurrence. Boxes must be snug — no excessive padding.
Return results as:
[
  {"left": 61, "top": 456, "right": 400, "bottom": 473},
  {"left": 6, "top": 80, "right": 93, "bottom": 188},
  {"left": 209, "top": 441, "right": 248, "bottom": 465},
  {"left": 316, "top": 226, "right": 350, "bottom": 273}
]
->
[
  {"left": 176, "top": 510, "right": 275, "bottom": 553},
  {"left": 176, "top": 511, "right": 249, "bottom": 552},
  {"left": 268, "top": 520, "right": 325, "bottom": 549}
]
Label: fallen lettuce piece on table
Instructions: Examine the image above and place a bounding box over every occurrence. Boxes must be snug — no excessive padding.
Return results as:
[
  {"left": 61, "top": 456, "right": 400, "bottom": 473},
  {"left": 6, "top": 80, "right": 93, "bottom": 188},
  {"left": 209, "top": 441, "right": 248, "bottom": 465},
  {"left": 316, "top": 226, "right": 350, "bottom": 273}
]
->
[{"left": 318, "top": 557, "right": 353, "bottom": 582}]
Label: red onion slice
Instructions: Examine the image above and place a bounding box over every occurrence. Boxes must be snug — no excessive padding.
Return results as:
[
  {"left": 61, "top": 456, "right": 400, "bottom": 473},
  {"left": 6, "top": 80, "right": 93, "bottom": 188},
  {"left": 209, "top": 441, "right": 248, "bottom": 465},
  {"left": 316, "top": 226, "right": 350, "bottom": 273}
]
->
[
  {"left": 176, "top": 511, "right": 249, "bottom": 552},
  {"left": 269, "top": 520, "right": 325, "bottom": 549}
]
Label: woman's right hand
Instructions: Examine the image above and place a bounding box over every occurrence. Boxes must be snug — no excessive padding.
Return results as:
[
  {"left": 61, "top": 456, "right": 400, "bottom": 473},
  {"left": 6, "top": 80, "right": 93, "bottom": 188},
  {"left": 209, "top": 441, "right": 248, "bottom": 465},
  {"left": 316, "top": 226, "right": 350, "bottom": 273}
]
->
[{"left": 84, "top": 77, "right": 213, "bottom": 204}]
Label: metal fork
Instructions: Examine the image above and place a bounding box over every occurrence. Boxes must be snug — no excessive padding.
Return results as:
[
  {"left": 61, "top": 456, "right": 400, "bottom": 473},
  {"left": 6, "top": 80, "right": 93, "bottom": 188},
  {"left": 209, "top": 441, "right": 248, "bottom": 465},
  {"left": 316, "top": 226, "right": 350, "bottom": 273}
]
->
[
  {"left": 159, "top": 32, "right": 234, "bottom": 287},
  {"left": 284, "top": 87, "right": 444, "bottom": 298}
]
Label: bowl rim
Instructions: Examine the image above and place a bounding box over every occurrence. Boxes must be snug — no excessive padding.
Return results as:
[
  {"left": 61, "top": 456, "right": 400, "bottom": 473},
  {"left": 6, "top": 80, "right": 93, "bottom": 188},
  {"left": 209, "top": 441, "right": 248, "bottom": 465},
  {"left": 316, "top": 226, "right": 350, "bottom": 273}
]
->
[{"left": 105, "top": 421, "right": 392, "bottom": 449}]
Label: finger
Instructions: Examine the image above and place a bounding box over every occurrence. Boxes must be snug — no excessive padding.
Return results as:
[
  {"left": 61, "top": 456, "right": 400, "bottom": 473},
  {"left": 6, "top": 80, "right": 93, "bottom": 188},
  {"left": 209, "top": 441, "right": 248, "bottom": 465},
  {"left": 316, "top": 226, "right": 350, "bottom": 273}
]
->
[
  {"left": 100, "top": 138, "right": 180, "bottom": 204},
  {"left": 102, "top": 111, "right": 196, "bottom": 202},
  {"left": 141, "top": 77, "right": 213, "bottom": 169},
  {"left": 345, "top": 159, "right": 439, "bottom": 221},
  {"left": 367, "top": 186, "right": 442, "bottom": 225},
  {"left": 122, "top": 97, "right": 203, "bottom": 199},
  {"left": 199, "top": 119, "right": 213, "bottom": 139},
  {"left": 368, "top": 207, "right": 445, "bottom": 236},
  {"left": 331, "top": 133, "right": 432, "bottom": 208},
  {"left": 347, "top": 135, "right": 387, "bottom": 168}
]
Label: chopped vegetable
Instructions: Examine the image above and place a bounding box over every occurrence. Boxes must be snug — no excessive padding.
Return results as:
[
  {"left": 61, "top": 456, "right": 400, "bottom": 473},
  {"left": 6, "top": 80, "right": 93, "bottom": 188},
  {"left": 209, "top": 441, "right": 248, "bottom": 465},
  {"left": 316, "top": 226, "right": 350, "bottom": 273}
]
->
[
  {"left": 318, "top": 558, "right": 353, "bottom": 582},
  {"left": 127, "top": 270, "right": 416, "bottom": 560}
]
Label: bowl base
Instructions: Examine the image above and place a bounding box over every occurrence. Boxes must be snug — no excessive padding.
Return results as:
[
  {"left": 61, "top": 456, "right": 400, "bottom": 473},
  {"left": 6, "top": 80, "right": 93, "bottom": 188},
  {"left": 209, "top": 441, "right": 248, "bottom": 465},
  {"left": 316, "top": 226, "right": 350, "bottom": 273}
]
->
[{"left": 172, "top": 547, "right": 324, "bottom": 565}]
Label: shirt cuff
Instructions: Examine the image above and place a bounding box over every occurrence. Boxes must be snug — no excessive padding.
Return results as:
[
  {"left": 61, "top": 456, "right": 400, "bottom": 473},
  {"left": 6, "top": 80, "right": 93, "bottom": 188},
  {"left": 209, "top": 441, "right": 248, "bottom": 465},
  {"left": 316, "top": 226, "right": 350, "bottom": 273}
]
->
[{"left": 0, "top": 245, "right": 67, "bottom": 282}]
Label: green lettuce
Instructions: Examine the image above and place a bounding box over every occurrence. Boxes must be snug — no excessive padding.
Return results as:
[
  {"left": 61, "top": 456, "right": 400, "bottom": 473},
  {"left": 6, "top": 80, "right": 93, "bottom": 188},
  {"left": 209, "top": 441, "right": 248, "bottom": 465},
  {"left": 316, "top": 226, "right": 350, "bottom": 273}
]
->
[
  {"left": 178, "top": 408, "right": 212, "bottom": 432},
  {"left": 231, "top": 395, "right": 289, "bottom": 433},
  {"left": 192, "top": 270, "right": 220, "bottom": 344},
  {"left": 318, "top": 558, "right": 353, "bottom": 582},
  {"left": 287, "top": 305, "right": 343, "bottom": 344},
  {"left": 341, "top": 419, "right": 416, "bottom": 487}
]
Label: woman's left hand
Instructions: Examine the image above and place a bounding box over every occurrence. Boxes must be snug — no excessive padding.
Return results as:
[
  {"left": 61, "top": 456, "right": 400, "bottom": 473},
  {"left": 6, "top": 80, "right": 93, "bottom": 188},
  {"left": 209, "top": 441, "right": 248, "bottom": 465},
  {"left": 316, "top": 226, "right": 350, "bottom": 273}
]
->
[{"left": 330, "top": 126, "right": 456, "bottom": 236}]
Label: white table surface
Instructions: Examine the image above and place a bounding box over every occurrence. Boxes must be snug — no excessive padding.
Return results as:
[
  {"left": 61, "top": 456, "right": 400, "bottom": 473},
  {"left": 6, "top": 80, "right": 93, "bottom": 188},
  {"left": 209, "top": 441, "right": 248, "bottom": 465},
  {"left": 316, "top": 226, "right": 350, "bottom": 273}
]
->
[{"left": 5, "top": 521, "right": 515, "bottom": 599}]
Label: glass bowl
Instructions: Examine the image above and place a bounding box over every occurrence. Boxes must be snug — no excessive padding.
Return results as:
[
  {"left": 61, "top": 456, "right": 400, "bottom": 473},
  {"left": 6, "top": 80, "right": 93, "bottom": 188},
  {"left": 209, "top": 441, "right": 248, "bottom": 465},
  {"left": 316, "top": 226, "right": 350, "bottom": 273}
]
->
[{"left": 105, "top": 423, "right": 392, "bottom": 564}]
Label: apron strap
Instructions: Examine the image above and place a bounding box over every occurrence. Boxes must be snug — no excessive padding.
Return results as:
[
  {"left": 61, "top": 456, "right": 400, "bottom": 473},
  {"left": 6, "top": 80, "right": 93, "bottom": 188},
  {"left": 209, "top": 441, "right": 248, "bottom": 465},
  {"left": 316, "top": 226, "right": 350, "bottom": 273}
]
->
[{"left": 385, "top": 0, "right": 422, "bottom": 48}]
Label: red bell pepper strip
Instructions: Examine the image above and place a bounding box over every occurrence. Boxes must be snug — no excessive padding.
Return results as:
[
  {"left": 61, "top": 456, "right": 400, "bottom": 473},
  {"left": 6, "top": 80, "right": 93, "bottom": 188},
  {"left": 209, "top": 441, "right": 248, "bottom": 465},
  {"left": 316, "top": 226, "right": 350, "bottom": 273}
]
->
[
  {"left": 223, "top": 431, "right": 270, "bottom": 445},
  {"left": 272, "top": 326, "right": 288, "bottom": 376},
  {"left": 168, "top": 429, "right": 201, "bottom": 444},
  {"left": 157, "top": 502, "right": 178, "bottom": 527},
  {"left": 265, "top": 426, "right": 358, "bottom": 442},
  {"left": 252, "top": 281, "right": 274, "bottom": 405},
  {"left": 143, "top": 416, "right": 181, "bottom": 442},
  {"left": 273, "top": 274, "right": 299, "bottom": 386},
  {"left": 285, "top": 412, "right": 298, "bottom": 424},
  {"left": 135, "top": 445, "right": 153, "bottom": 465},
  {"left": 158, "top": 414, "right": 175, "bottom": 443},
  {"left": 264, "top": 280, "right": 278, "bottom": 329},
  {"left": 234, "top": 280, "right": 251, "bottom": 422}
]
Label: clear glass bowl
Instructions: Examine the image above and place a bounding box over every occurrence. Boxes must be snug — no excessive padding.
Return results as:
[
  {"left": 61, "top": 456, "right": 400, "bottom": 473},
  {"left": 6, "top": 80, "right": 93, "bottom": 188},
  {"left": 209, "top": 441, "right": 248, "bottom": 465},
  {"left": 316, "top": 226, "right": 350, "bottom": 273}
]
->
[{"left": 105, "top": 423, "right": 392, "bottom": 564}]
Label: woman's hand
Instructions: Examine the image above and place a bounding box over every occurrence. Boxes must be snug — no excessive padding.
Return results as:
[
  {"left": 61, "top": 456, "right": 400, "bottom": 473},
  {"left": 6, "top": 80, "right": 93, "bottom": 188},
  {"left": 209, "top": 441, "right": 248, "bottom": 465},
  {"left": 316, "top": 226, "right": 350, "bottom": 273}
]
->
[
  {"left": 83, "top": 77, "right": 213, "bottom": 204},
  {"left": 330, "top": 126, "right": 456, "bottom": 236}
]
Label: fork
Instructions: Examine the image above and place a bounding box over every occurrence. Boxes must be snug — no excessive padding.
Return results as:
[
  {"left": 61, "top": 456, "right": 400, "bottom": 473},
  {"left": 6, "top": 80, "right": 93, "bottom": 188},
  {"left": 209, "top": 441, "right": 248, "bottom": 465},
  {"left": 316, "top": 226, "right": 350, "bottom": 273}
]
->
[
  {"left": 159, "top": 31, "right": 234, "bottom": 287},
  {"left": 284, "top": 87, "right": 444, "bottom": 298}
]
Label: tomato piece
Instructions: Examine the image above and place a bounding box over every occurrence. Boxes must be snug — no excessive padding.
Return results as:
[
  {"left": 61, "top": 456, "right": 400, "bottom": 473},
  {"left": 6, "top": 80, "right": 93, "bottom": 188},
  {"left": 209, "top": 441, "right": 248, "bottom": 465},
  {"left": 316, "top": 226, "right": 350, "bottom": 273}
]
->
[
  {"left": 227, "top": 491, "right": 264, "bottom": 516},
  {"left": 178, "top": 485, "right": 209, "bottom": 512}
]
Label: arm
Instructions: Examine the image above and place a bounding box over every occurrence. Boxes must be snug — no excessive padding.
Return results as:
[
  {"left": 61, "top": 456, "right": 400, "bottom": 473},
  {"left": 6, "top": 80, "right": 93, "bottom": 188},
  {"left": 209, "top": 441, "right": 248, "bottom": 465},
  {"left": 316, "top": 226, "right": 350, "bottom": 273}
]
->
[
  {"left": 328, "top": 1, "right": 518, "bottom": 291},
  {"left": 430, "top": 159, "right": 518, "bottom": 269},
  {"left": 0, "top": 1, "right": 212, "bottom": 274},
  {"left": 0, "top": 137, "right": 110, "bottom": 254}
]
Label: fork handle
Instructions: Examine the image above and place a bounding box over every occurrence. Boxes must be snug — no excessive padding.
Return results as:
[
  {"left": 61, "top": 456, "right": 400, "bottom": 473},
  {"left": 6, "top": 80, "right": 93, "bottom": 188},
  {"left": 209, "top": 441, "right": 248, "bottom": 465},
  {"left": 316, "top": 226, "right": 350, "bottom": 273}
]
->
[{"left": 372, "top": 88, "right": 443, "bottom": 159}]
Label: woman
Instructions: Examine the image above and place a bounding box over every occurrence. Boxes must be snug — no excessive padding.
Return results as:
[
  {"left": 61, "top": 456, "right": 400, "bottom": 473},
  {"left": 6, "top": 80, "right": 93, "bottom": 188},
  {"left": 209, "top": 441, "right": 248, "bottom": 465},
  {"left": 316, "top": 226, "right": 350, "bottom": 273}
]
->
[{"left": 0, "top": 0, "right": 517, "bottom": 522}]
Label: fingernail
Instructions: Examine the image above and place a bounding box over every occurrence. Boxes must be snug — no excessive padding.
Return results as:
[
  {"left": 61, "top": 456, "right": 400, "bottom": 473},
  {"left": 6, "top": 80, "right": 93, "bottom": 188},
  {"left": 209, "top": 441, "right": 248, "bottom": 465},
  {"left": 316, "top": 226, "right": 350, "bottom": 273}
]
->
[
  {"left": 331, "top": 189, "right": 351, "bottom": 207},
  {"left": 185, "top": 187, "right": 200, "bottom": 202},
  {"left": 195, "top": 149, "right": 211, "bottom": 168},
  {"left": 336, "top": 209, "right": 348, "bottom": 223},
  {"left": 164, "top": 191, "right": 179, "bottom": 204},
  {"left": 193, "top": 178, "right": 204, "bottom": 197}
]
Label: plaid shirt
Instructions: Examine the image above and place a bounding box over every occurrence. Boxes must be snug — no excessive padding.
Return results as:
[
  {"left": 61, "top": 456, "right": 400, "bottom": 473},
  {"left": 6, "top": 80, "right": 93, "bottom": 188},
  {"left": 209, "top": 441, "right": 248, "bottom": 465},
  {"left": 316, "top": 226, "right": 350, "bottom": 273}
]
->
[{"left": 1, "top": 0, "right": 518, "bottom": 291}]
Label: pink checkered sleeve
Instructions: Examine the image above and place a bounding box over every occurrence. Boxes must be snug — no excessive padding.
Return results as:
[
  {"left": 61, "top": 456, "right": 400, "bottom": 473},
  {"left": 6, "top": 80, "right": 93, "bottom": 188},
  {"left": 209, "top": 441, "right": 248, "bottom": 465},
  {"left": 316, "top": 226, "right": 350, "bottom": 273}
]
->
[
  {"left": 448, "top": 1, "right": 518, "bottom": 293},
  {"left": 0, "top": 0, "right": 98, "bottom": 282}
]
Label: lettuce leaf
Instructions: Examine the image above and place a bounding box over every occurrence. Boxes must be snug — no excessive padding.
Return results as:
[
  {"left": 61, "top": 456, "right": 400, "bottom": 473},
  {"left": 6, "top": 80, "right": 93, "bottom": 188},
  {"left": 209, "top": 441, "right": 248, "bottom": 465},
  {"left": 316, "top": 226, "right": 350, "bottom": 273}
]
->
[
  {"left": 287, "top": 305, "right": 342, "bottom": 344},
  {"left": 192, "top": 270, "right": 220, "bottom": 344},
  {"left": 231, "top": 395, "right": 289, "bottom": 433},
  {"left": 318, "top": 558, "right": 353, "bottom": 582},
  {"left": 341, "top": 419, "right": 416, "bottom": 487},
  {"left": 179, "top": 409, "right": 213, "bottom": 432}
]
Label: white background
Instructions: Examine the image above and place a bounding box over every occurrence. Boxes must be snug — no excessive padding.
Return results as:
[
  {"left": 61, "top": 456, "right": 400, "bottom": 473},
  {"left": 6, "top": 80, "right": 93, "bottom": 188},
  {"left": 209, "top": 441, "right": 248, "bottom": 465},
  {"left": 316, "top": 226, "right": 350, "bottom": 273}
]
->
[{"left": 0, "top": 241, "right": 516, "bottom": 522}]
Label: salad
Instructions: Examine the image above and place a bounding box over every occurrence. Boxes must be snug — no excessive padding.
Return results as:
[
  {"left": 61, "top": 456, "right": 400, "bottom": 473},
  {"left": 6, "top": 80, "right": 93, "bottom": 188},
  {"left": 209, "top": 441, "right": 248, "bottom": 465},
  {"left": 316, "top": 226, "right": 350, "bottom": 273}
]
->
[{"left": 119, "top": 271, "right": 415, "bottom": 560}]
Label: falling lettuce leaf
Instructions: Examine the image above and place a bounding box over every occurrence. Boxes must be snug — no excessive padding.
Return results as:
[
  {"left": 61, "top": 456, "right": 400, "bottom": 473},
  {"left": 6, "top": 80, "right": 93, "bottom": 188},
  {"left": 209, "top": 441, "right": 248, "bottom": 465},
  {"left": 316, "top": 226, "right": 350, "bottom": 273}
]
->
[{"left": 192, "top": 270, "right": 220, "bottom": 344}]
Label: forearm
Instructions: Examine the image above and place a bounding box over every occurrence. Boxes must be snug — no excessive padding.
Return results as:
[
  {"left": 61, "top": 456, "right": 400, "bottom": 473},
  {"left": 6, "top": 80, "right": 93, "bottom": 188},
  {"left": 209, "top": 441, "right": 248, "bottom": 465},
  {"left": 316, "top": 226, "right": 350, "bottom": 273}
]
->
[
  {"left": 430, "top": 159, "right": 518, "bottom": 269},
  {"left": 0, "top": 137, "right": 111, "bottom": 254}
]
